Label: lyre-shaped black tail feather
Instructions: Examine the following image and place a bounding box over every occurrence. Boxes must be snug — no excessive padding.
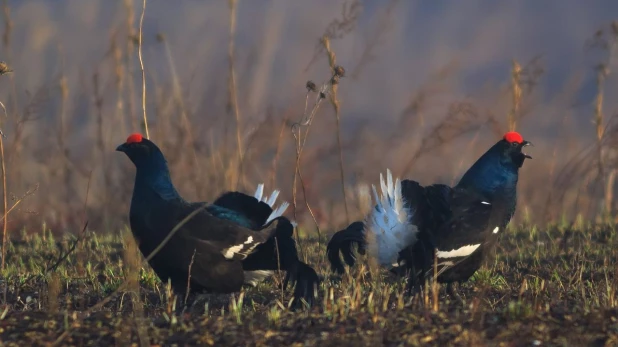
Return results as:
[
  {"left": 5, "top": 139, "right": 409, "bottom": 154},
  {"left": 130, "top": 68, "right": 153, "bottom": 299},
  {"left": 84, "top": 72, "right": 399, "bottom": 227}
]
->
[
  {"left": 284, "top": 261, "right": 320, "bottom": 309},
  {"left": 326, "top": 221, "right": 367, "bottom": 274},
  {"left": 244, "top": 217, "right": 320, "bottom": 307}
]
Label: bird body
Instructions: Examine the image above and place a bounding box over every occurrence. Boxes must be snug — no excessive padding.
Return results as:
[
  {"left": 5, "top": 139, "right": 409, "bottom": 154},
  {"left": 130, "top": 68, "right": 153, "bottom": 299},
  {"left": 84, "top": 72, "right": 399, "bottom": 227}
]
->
[
  {"left": 327, "top": 132, "right": 532, "bottom": 291},
  {"left": 430, "top": 133, "right": 528, "bottom": 284},
  {"left": 421, "top": 185, "right": 515, "bottom": 284},
  {"left": 127, "top": 183, "right": 276, "bottom": 294},
  {"left": 205, "top": 184, "right": 291, "bottom": 287},
  {"left": 118, "top": 134, "right": 319, "bottom": 305}
]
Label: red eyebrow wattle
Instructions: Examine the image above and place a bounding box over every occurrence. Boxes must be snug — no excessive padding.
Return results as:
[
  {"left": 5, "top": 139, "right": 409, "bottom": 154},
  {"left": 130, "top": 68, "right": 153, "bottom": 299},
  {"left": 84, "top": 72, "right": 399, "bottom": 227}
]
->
[
  {"left": 503, "top": 131, "right": 523, "bottom": 144},
  {"left": 126, "top": 133, "right": 143, "bottom": 144}
]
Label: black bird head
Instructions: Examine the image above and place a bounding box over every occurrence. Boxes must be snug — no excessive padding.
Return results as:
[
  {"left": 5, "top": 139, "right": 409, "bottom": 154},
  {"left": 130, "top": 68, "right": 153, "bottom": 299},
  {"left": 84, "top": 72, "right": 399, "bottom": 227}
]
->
[
  {"left": 117, "top": 133, "right": 179, "bottom": 200},
  {"left": 496, "top": 131, "right": 533, "bottom": 169},
  {"left": 116, "top": 133, "right": 167, "bottom": 170},
  {"left": 457, "top": 131, "right": 532, "bottom": 195}
]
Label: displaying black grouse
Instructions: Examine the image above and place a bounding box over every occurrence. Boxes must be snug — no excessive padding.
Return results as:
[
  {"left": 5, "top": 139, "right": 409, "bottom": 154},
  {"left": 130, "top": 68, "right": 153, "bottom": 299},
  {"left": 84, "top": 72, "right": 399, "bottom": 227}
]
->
[
  {"left": 117, "top": 133, "right": 319, "bottom": 307},
  {"left": 326, "top": 131, "right": 532, "bottom": 294}
]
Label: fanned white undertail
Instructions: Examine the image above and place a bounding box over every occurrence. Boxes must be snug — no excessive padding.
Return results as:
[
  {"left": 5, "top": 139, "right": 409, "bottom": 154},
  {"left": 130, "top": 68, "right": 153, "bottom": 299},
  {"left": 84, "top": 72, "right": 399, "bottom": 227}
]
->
[
  {"left": 254, "top": 184, "right": 291, "bottom": 225},
  {"left": 365, "top": 169, "right": 418, "bottom": 267}
]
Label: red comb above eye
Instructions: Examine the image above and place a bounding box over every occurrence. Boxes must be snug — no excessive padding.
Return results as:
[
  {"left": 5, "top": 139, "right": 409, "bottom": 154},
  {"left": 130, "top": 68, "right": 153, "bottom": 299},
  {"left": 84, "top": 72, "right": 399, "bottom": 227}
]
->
[
  {"left": 503, "top": 131, "right": 523, "bottom": 144},
  {"left": 126, "top": 133, "right": 143, "bottom": 144}
]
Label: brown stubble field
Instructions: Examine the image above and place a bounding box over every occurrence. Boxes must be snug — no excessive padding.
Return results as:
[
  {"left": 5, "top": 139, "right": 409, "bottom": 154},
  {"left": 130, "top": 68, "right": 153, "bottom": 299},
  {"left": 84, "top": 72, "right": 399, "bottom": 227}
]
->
[{"left": 0, "top": 1, "right": 617, "bottom": 345}]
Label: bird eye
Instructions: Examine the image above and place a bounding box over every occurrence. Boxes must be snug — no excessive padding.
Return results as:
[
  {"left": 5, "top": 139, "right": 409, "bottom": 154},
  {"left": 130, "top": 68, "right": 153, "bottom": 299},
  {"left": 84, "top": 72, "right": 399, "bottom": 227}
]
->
[{"left": 511, "top": 142, "right": 518, "bottom": 147}]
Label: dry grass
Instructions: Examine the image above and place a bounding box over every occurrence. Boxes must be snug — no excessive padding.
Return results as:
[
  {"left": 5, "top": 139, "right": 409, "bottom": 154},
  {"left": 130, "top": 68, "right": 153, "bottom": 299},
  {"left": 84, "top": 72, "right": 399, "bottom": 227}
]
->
[
  {"left": 0, "top": 1, "right": 617, "bottom": 345},
  {"left": 0, "top": 222, "right": 616, "bottom": 345}
]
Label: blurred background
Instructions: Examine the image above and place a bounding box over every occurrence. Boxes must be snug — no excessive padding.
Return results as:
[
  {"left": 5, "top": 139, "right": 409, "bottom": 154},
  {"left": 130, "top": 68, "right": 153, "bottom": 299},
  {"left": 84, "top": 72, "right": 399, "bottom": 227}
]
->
[{"left": 0, "top": 0, "right": 618, "bottom": 235}]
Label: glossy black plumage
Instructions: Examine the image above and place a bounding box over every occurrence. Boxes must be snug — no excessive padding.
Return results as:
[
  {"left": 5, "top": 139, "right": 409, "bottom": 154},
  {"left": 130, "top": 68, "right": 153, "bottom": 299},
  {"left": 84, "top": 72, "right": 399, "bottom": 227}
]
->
[
  {"left": 117, "top": 135, "right": 319, "bottom": 307},
  {"left": 207, "top": 190, "right": 320, "bottom": 304},
  {"left": 326, "top": 133, "right": 531, "bottom": 292}
]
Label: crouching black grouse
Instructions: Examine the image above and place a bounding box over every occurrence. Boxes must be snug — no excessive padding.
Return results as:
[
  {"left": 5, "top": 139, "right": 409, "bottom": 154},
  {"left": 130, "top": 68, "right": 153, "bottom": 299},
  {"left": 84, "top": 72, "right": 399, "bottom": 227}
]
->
[
  {"left": 326, "top": 131, "right": 532, "bottom": 295},
  {"left": 117, "top": 133, "right": 319, "bottom": 307}
]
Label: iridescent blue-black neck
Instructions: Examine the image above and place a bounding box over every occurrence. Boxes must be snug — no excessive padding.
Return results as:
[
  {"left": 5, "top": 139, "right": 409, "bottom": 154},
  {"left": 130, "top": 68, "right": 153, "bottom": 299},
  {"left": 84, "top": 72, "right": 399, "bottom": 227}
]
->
[
  {"left": 132, "top": 149, "right": 182, "bottom": 202},
  {"left": 455, "top": 142, "right": 519, "bottom": 201}
]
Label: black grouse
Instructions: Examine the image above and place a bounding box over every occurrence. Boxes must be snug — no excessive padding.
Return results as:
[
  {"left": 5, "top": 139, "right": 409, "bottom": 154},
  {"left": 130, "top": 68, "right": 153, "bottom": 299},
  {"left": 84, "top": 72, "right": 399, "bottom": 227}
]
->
[
  {"left": 326, "top": 131, "right": 532, "bottom": 294},
  {"left": 117, "top": 133, "right": 319, "bottom": 307}
]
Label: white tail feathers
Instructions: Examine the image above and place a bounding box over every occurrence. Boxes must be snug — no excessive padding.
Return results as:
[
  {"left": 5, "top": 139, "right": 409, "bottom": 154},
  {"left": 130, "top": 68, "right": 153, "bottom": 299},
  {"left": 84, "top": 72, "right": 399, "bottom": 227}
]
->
[
  {"left": 365, "top": 169, "right": 418, "bottom": 267},
  {"left": 254, "top": 183, "right": 291, "bottom": 225},
  {"left": 254, "top": 184, "right": 265, "bottom": 203},
  {"left": 267, "top": 202, "right": 290, "bottom": 224},
  {"left": 255, "top": 183, "right": 280, "bottom": 207},
  {"left": 243, "top": 270, "right": 274, "bottom": 287}
]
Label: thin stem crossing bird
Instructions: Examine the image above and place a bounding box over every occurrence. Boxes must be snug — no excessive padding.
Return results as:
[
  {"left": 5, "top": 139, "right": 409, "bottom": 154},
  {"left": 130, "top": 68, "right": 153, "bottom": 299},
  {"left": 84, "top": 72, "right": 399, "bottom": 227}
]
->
[{"left": 117, "top": 133, "right": 320, "bottom": 308}]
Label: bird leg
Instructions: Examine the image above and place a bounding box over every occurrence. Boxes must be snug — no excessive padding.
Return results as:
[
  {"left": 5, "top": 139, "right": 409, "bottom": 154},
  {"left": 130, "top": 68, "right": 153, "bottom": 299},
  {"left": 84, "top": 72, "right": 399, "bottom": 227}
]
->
[
  {"left": 179, "top": 292, "right": 211, "bottom": 316},
  {"left": 404, "top": 265, "right": 422, "bottom": 296},
  {"left": 446, "top": 282, "right": 464, "bottom": 304}
]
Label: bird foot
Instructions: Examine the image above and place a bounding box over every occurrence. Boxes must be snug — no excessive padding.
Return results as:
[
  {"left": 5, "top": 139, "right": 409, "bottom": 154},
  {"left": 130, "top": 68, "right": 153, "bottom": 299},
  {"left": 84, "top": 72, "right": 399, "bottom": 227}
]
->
[{"left": 446, "top": 283, "right": 465, "bottom": 304}]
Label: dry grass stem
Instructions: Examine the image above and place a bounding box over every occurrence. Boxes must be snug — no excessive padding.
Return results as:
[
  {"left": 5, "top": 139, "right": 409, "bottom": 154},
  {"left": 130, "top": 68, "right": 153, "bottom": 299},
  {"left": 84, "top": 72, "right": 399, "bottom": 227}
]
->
[
  {"left": 509, "top": 60, "right": 522, "bottom": 132},
  {"left": 322, "top": 36, "right": 350, "bottom": 225},
  {"left": 0, "top": 96, "right": 7, "bottom": 273},
  {"left": 228, "top": 0, "right": 243, "bottom": 190},
  {"left": 138, "top": 0, "right": 149, "bottom": 139}
]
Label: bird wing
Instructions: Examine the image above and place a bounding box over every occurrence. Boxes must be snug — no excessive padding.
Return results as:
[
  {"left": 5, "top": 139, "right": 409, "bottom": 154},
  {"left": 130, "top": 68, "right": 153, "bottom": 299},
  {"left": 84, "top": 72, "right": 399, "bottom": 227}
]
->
[
  {"left": 421, "top": 183, "right": 454, "bottom": 231},
  {"left": 206, "top": 184, "right": 289, "bottom": 229},
  {"left": 201, "top": 203, "right": 256, "bottom": 229},
  {"left": 394, "top": 181, "right": 452, "bottom": 274},
  {"left": 430, "top": 188, "right": 494, "bottom": 258},
  {"left": 175, "top": 203, "right": 279, "bottom": 261},
  {"left": 399, "top": 180, "right": 450, "bottom": 228}
]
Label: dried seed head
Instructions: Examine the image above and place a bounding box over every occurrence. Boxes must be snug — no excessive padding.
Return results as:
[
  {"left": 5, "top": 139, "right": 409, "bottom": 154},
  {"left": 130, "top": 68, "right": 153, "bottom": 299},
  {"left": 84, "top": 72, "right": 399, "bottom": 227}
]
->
[
  {"left": 306, "top": 80, "right": 317, "bottom": 92},
  {"left": 0, "top": 61, "right": 13, "bottom": 75},
  {"left": 319, "top": 91, "right": 326, "bottom": 99},
  {"left": 330, "top": 75, "right": 341, "bottom": 85},
  {"left": 334, "top": 65, "right": 345, "bottom": 78}
]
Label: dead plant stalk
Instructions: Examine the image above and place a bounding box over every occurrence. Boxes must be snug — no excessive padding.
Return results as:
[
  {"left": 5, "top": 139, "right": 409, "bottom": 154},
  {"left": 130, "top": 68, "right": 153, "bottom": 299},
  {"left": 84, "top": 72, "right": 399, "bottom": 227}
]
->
[
  {"left": 322, "top": 37, "right": 350, "bottom": 225},
  {"left": 138, "top": 0, "right": 149, "bottom": 139},
  {"left": 0, "top": 127, "right": 5, "bottom": 273},
  {"left": 0, "top": 99, "right": 6, "bottom": 273},
  {"left": 595, "top": 64, "right": 610, "bottom": 219},
  {"left": 509, "top": 60, "right": 522, "bottom": 132},
  {"left": 228, "top": 0, "right": 244, "bottom": 190}
]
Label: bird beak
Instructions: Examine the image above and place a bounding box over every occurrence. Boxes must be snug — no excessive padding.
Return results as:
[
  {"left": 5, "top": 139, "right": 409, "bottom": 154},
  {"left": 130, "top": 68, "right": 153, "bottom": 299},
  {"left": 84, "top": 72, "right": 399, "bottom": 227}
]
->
[
  {"left": 522, "top": 141, "right": 533, "bottom": 159},
  {"left": 116, "top": 144, "right": 126, "bottom": 152}
]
